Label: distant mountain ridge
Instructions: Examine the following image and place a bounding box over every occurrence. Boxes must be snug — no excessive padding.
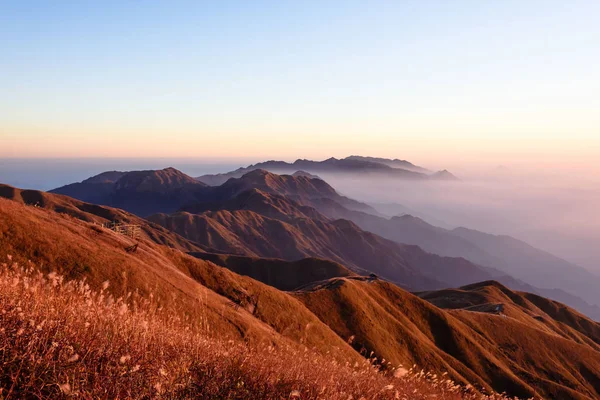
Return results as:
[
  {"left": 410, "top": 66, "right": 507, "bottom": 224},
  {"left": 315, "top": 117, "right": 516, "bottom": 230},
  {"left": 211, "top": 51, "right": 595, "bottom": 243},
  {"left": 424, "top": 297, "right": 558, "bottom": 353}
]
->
[
  {"left": 196, "top": 156, "right": 457, "bottom": 186},
  {"left": 344, "top": 155, "right": 431, "bottom": 173},
  {"left": 331, "top": 205, "right": 600, "bottom": 319},
  {"left": 51, "top": 167, "right": 207, "bottom": 216},
  {"left": 48, "top": 167, "right": 599, "bottom": 320}
]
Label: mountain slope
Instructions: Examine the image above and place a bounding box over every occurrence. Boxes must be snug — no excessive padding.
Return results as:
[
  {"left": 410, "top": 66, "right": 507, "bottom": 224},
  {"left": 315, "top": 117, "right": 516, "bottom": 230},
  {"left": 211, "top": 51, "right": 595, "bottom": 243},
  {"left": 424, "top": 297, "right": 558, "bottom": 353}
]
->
[
  {"left": 323, "top": 205, "right": 600, "bottom": 320},
  {"left": 190, "top": 252, "right": 356, "bottom": 291},
  {"left": 296, "top": 278, "right": 600, "bottom": 399},
  {"left": 50, "top": 167, "right": 208, "bottom": 216},
  {"left": 149, "top": 204, "right": 496, "bottom": 291},
  {"left": 0, "top": 187, "right": 364, "bottom": 363},
  {"left": 210, "top": 169, "right": 379, "bottom": 215},
  {"left": 452, "top": 227, "right": 600, "bottom": 311},
  {"left": 3, "top": 184, "right": 600, "bottom": 399}
]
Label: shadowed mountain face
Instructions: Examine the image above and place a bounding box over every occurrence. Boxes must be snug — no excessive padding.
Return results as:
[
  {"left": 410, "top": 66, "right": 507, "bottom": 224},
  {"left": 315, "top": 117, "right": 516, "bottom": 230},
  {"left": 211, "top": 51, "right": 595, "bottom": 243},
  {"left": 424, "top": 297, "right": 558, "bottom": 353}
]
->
[
  {"left": 51, "top": 168, "right": 378, "bottom": 217},
  {"left": 48, "top": 167, "right": 498, "bottom": 291},
  {"left": 48, "top": 167, "right": 599, "bottom": 319},
  {"left": 451, "top": 227, "right": 600, "bottom": 309},
  {"left": 149, "top": 204, "right": 499, "bottom": 291},
  {"left": 50, "top": 167, "right": 208, "bottom": 217},
  {"left": 190, "top": 252, "right": 357, "bottom": 291},
  {"left": 210, "top": 169, "right": 379, "bottom": 215},
  {"left": 195, "top": 157, "right": 457, "bottom": 186},
  {"left": 337, "top": 208, "right": 600, "bottom": 318},
  {"left": 3, "top": 184, "right": 600, "bottom": 399}
]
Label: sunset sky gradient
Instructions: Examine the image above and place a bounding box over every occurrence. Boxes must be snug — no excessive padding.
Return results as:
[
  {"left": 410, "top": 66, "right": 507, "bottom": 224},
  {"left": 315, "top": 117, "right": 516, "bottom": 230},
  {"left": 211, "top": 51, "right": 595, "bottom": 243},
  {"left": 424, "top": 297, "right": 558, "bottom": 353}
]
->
[{"left": 1, "top": 1, "right": 599, "bottom": 170}]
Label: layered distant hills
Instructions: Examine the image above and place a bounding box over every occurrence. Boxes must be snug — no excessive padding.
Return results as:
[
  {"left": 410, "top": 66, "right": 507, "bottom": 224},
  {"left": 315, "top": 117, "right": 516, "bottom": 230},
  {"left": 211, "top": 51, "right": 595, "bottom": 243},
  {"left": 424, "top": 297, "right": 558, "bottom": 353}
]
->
[
  {"left": 195, "top": 156, "right": 458, "bottom": 186},
  {"left": 1, "top": 184, "right": 600, "bottom": 399},
  {"left": 319, "top": 203, "right": 600, "bottom": 319},
  {"left": 49, "top": 166, "right": 600, "bottom": 321}
]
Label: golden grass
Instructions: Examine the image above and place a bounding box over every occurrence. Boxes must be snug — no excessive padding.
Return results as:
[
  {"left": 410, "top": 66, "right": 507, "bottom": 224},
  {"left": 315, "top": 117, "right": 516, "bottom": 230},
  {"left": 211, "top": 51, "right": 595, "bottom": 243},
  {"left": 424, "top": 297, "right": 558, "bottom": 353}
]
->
[{"left": 0, "top": 258, "right": 516, "bottom": 399}]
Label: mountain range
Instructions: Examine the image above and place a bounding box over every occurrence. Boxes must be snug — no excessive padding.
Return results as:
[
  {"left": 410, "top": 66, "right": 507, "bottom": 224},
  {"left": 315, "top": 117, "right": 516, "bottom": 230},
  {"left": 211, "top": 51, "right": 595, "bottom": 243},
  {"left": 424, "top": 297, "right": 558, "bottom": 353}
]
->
[
  {"left": 195, "top": 156, "right": 458, "bottom": 186},
  {"left": 50, "top": 166, "right": 600, "bottom": 320},
  {"left": 317, "top": 202, "right": 600, "bottom": 319},
  {"left": 1, "top": 183, "right": 600, "bottom": 399}
]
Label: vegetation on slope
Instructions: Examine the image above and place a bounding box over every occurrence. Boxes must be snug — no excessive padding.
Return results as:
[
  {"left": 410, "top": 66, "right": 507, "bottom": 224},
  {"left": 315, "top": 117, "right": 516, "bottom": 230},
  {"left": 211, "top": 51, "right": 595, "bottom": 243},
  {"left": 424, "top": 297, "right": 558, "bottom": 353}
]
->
[{"left": 0, "top": 261, "right": 504, "bottom": 399}]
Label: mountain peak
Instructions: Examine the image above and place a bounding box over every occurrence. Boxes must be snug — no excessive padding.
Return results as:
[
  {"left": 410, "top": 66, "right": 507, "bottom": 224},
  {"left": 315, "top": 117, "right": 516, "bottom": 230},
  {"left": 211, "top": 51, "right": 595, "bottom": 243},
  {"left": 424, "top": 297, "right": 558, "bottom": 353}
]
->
[
  {"left": 431, "top": 170, "right": 459, "bottom": 180},
  {"left": 114, "top": 168, "right": 202, "bottom": 191},
  {"left": 81, "top": 170, "right": 126, "bottom": 184}
]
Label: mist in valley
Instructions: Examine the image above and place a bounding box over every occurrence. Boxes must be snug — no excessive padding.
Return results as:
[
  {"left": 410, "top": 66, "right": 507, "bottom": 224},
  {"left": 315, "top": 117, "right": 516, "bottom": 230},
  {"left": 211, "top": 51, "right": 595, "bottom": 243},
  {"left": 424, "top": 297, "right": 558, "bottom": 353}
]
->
[{"left": 313, "top": 167, "right": 600, "bottom": 275}]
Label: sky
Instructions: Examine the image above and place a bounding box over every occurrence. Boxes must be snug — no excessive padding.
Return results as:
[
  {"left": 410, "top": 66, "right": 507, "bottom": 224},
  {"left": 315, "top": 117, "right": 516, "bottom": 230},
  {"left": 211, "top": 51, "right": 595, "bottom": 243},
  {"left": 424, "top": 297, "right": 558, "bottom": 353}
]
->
[{"left": 1, "top": 0, "right": 599, "bottom": 171}]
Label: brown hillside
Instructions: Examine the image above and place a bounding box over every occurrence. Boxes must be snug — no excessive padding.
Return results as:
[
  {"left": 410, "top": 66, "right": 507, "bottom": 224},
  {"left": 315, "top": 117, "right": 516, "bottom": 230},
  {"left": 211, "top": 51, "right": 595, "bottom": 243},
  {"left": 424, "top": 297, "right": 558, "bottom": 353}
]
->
[
  {"left": 150, "top": 206, "right": 496, "bottom": 291},
  {"left": 3, "top": 185, "right": 600, "bottom": 398},
  {"left": 190, "top": 251, "right": 356, "bottom": 291},
  {"left": 0, "top": 191, "right": 362, "bottom": 364},
  {"left": 181, "top": 188, "right": 327, "bottom": 223},
  {"left": 205, "top": 169, "right": 379, "bottom": 214},
  {"left": 149, "top": 209, "right": 446, "bottom": 290},
  {"left": 295, "top": 278, "right": 600, "bottom": 399}
]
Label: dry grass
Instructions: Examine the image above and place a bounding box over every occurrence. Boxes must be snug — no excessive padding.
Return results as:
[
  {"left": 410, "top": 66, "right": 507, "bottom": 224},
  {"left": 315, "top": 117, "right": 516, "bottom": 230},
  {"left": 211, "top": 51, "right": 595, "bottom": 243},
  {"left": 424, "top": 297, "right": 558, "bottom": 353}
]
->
[{"left": 0, "top": 257, "right": 518, "bottom": 399}]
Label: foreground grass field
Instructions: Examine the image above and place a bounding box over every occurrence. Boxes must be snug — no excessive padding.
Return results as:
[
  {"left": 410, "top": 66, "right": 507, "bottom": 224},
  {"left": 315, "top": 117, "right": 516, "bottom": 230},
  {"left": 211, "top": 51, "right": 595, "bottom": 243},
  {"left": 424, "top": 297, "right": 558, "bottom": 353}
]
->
[{"left": 0, "top": 258, "right": 516, "bottom": 399}]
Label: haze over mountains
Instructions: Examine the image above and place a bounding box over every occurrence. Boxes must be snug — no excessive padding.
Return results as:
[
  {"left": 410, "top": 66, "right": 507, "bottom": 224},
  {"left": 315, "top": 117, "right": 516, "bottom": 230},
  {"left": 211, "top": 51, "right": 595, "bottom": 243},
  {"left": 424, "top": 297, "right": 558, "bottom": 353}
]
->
[
  {"left": 50, "top": 163, "right": 600, "bottom": 322},
  {"left": 195, "top": 156, "right": 458, "bottom": 186},
  {"left": 2, "top": 181, "right": 600, "bottom": 399}
]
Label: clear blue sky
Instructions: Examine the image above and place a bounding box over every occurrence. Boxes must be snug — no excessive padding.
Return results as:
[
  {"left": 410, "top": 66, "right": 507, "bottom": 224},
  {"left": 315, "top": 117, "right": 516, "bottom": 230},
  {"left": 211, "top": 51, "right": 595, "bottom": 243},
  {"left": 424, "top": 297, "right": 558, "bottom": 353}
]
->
[{"left": 1, "top": 0, "right": 599, "bottom": 168}]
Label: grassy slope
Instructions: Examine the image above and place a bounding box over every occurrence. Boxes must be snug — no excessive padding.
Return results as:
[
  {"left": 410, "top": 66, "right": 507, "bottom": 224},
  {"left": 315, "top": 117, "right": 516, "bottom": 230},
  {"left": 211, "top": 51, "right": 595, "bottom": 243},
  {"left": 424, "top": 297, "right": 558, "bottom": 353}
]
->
[
  {"left": 295, "top": 278, "right": 600, "bottom": 400},
  {"left": 190, "top": 251, "right": 357, "bottom": 291},
  {"left": 1, "top": 264, "right": 475, "bottom": 399},
  {"left": 0, "top": 193, "right": 361, "bottom": 363},
  {"left": 3, "top": 185, "right": 600, "bottom": 399}
]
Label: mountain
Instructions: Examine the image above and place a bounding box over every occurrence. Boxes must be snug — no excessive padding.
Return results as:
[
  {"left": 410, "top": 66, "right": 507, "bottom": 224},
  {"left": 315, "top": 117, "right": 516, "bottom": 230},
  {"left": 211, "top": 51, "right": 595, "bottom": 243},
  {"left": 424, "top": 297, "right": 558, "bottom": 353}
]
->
[
  {"left": 49, "top": 167, "right": 600, "bottom": 319},
  {"left": 181, "top": 188, "right": 328, "bottom": 223},
  {"left": 3, "top": 184, "right": 600, "bottom": 398},
  {"left": 292, "top": 170, "right": 321, "bottom": 179},
  {"left": 318, "top": 206, "right": 600, "bottom": 320},
  {"left": 190, "top": 252, "right": 356, "bottom": 291},
  {"left": 51, "top": 168, "right": 379, "bottom": 217},
  {"left": 296, "top": 277, "right": 600, "bottom": 399},
  {"left": 149, "top": 189, "right": 497, "bottom": 291},
  {"left": 0, "top": 185, "right": 362, "bottom": 362},
  {"left": 344, "top": 155, "right": 431, "bottom": 173},
  {"left": 50, "top": 167, "right": 208, "bottom": 216},
  {"left": 452, "top": 227, "right": 600, "bottom": 312},
  {"left": 430, "top": 169, "right": 459, "bottom": 180},
  {"left": 211, "top": 169, "right": 379, "bottom": 215},
  {"left": 195, "top": 157, "right": 452, "bottom": 186}
]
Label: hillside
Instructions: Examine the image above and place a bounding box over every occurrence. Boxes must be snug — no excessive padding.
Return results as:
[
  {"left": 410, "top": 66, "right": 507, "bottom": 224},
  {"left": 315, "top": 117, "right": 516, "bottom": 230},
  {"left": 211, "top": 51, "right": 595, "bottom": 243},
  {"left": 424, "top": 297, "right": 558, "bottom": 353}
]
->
[
  {"left": 190, "top": 252, "right": 356, "bottom": 291},
  {"left": 324, "top": 205, "right": 600, "bottom": 320},
  {"left": 50, "top": 167, "right": 208, "bottom": 216},
  {"left": 149, "top": 205, "right": 500, "bottom": 291},
  {"left": 452, "top": 227, "right": 600, "bottom": 311},
  {"left": 204, "top": 169, "right": 379, "bottom": 215},
  {"left": 0, "top": 188, "right": 363, "bottom": 362},
  {"left": 2, "top": 186, "right": 600, "bottom": 398},
  {"left": 1, "top": 261, "right": 469, "bottom": 399},
  {"left": 48, "top": 168, "right": 600, "bottom": 320},
  {"left": 295, "top": 278, "right": 600, "bottom": 399},
  {"left": 49, "top": 169, "right": 500, "bottom": 292}
]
